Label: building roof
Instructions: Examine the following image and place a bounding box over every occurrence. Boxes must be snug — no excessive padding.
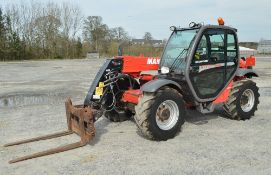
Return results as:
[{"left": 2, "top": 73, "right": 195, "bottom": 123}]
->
[{"left": 259, "top": 40, "right": 271, "bottom": 45}]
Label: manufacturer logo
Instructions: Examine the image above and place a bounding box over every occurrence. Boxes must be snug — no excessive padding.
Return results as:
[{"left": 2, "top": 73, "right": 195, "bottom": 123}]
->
[{"left": 147, "top": 58, "right": 160, "bottom": 65}]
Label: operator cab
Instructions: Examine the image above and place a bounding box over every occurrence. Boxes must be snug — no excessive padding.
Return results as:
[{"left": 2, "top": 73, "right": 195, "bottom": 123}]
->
[{"left": 159, "top": 21, "right": 239, "bottom": 102}]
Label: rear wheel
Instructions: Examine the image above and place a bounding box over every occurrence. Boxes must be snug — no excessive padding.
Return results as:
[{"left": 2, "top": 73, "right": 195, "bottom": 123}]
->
[
  {"left": 134, "top": 87, "right": 186, "bottom": 140},
  {"left": 223, "top": 79, "right": 260, "bottom": 120}
]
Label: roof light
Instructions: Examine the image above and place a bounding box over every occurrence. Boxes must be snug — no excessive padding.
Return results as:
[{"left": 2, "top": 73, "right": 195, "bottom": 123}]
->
[{"left": 217, "top": 17, "right": 224, "bottom": 25}]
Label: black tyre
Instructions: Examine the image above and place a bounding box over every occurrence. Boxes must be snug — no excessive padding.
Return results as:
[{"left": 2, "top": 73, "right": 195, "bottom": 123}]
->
[
  {"left": 134, "top": 87, "right": 186, "bottom": 140},
  {"left": 223, "top": 79, "right": 260, "bottom": 120}
]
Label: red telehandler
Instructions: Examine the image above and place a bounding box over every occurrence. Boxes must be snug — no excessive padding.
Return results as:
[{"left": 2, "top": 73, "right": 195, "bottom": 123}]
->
[{"left": 5, "top": 18, "right": 259, "bottom": 163}]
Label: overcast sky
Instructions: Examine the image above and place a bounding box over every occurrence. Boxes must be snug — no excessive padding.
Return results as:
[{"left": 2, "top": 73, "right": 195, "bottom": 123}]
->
[{"left": 1, "top": 0, "right": 270, "bottom": 42}]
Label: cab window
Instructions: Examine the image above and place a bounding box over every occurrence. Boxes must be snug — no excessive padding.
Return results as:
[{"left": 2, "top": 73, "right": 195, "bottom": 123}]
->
[
  {"left": 193, "top": 30, "right": 225, "bottom": 64},
  {"left": 193, "top": 35, "right": 208, "bottom": 63},
  {"left": 209, "top": 31, "right": 225, "bottom": 62},
  {"left": 227, "top": 34, "right": 237, "bottom": 62}
]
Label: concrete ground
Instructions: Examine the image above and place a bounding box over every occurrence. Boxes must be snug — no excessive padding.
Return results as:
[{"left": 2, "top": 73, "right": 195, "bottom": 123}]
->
[{"left": 0, "top": 58, "right": 271, "bottom": 175}]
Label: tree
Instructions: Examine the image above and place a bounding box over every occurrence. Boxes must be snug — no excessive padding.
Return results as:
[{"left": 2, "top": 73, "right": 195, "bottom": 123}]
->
[
  {"left": 0, "top": 8, "right": 5, "bottom": 37},
  {"left": 0, "top": 8, "right": 7, "bottom": 60},
  {"left": 32, "top": 15, "right": 61, "bottom": 58},
  {"left": 3, "top": 2, "right": 85, "bottom": 60},
  {"left": 75, "top": 37, "right": 82, "bottom": 57},
  {"left": 0, "top": 7, "right": 24, "bottom": 60},
  {"left": 143, "top": 32, "right": 153, "bottom": 41},
  {"left": 1, "top": 2, "right": 163, "bottom": 60},
  {"left": 110, "top": 27, "right": 129, "bottom": 41},
  {"left": 60, "top": 3, "right": 83, "bottom": 58},
  {"left": 83, "top": 16, "right": 110, "bottom": 52},
  {"left": 6, "top": 15, "right": 23, "bottom": 60}
]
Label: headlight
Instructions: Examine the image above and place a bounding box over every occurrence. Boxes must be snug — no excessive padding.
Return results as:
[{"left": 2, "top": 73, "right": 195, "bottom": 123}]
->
[{"left": 161, "top": 66, "right": 170, "bottom": 74}]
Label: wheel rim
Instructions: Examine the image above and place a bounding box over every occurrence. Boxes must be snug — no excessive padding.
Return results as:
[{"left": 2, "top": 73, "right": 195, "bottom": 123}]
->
[
  {"left": 240, "top": 89, "right": 255, "bottom": 112},
  {"left": 156, "top": 100, "right": 179, "bottom": 130}
]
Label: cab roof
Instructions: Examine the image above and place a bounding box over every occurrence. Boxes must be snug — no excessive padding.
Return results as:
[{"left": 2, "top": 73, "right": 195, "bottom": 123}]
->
[{"left": 175, "top": 24, "right": 237, "bottom": 32}]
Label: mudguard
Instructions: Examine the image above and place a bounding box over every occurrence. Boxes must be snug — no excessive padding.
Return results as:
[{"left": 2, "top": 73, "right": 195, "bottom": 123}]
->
[
  {"left": 235, "top": 68, "right": 259, "bottom": 78},
  {"left": 141, "top": 79, "right": 182, "bottom": 93}
]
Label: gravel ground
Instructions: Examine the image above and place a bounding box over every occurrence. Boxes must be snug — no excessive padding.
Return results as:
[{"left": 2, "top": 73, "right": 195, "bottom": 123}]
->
[{"left": 0, "top": 58, "right": 271, "bottom": 175}]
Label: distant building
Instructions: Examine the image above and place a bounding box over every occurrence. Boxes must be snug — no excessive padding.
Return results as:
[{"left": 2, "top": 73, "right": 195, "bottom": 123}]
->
[
  {"left": 239, "top": 46, "right": 256, "bottom": 58},
  {"left": 132, "top": 39, "right": 163, "bottom": 47},
  {"left": 257, "top": 40, "right": 271, "bottom": 54},
  {"left": 239, "top": 42, "right": 258, "bottom": 50}
]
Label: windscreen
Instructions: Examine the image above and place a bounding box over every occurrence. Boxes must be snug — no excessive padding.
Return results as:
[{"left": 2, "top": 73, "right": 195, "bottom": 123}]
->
[{"left": 160, "top": 29, "right": 198, "bottom": 71}]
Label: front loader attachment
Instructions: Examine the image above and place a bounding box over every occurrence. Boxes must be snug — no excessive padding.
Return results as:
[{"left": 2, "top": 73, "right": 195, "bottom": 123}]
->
[{"left": 4, "top": 98, "right": 96, "bottom": 164}]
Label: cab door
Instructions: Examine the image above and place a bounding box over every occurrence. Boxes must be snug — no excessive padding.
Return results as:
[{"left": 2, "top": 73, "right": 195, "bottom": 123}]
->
[{"left": 189, "top": 29, "right": 227, "bottom": 99}]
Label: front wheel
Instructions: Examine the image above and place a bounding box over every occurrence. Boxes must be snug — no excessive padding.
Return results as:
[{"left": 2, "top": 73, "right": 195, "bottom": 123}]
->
[{"left": 134, "top": 87, "right": 186, "bottom": 140}]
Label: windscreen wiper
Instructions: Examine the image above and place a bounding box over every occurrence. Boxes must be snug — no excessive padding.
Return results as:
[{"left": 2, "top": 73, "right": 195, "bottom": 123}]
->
[{"left": 169, "top": 48, "right": 188, "bottom": 71}]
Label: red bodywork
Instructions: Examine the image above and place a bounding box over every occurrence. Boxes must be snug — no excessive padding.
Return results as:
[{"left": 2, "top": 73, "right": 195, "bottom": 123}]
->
[
  {"left": 119, "top": 54, "right": 255, "bottom": 106},
  {"left": 239, "top": 55, "right": 255, "bottom": 68},
  {"left": 214, "top": 55, "right": 256, "bottom": 104},
  {"left": 122, "top": 89, "right": 142, "bottom": 104},
  {"left": 115, "top": 55, "right": 160, "bottom": 78},
  {"left": 213, "top": 81, "right": 233, "bottom": 104},
  {"left": 115, "top": 55, "right": 160, "bottom": 105}
]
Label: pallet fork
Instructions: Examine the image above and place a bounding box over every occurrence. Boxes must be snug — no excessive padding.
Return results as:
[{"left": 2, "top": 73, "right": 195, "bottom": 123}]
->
[{"left": 4, "top": 98, "right": 96, "bottom": 164}]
